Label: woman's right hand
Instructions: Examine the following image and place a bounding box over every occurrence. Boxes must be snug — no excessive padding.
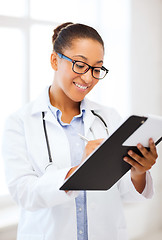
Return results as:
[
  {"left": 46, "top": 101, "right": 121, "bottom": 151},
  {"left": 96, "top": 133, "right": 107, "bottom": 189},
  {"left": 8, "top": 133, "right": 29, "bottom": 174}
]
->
[
  {"left": 65, "top": 139, "right": 104, "bottom": 180},
  {"left": 81, "top": 138, "right": 104, "bottom": 163}
]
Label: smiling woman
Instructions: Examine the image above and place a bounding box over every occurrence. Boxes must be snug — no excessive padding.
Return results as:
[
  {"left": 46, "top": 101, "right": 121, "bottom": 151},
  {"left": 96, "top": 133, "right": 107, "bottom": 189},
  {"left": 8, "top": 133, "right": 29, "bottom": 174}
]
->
[{"left": 2, "top": 22, "right": 158, "bottom": 240}]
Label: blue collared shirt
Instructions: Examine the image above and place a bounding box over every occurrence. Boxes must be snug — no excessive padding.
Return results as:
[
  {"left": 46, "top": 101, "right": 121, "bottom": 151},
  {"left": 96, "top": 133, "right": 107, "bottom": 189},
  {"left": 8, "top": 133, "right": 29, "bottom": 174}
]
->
[{"left": 48, "top": 97, "right": 88, "bottom": 240}]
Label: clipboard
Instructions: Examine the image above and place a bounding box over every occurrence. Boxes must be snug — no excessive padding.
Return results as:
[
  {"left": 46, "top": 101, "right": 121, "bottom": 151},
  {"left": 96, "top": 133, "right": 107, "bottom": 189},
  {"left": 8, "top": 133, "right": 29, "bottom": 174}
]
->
[{"left": 60, "top": 115, "right": 162, "bottom": 191}]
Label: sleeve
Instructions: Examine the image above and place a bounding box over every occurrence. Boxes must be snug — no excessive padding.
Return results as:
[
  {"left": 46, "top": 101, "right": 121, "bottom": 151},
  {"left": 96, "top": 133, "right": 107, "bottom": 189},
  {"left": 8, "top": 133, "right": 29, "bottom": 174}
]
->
[
  {"left": 2, "top": 113, "right": 78, "bottom": 212},
  {"left": 117, "top": 170, "right": 154, "bottom": 202}
]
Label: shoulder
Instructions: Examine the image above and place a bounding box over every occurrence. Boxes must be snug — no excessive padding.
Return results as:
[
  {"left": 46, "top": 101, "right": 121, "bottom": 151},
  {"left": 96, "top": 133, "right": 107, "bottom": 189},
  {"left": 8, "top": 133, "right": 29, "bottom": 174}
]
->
[
  {"left": 84, "top": 98, "right": 122, "bottom": 131},
  {"left": 4, "top": 101, "right": 35, "bottom": 134},
  {"left": 6, "top": 87, "right": 49, "bottom": 123},
  {"left": 84, "top": 98, "right": 122, "bottom": 120},
  {"left": 6, "top": 99, "right": 36, "bottom": 124}
]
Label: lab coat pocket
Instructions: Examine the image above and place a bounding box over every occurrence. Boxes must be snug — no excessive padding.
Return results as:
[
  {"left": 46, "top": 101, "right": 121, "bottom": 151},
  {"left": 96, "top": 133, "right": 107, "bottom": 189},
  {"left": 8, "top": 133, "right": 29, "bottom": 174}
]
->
[
  {"left": 17, "top": 234, "right": 44, "bottom": 240},
  {"left": 117, "top": 229, "right": 128, "bottom": 240}
]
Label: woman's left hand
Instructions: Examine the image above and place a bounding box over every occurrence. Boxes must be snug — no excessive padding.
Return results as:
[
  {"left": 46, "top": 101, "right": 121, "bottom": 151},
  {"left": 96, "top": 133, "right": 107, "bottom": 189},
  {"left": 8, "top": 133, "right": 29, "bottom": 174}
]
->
[{"left": 123, "top": 138, "right": 158, "bottom": 193}]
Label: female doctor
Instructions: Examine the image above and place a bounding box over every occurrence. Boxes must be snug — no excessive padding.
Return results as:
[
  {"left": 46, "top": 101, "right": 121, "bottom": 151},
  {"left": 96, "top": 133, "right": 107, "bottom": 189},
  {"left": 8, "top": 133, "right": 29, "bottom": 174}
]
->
[{"left": 2, "top": 22, "right": 158, "bottom": 240}]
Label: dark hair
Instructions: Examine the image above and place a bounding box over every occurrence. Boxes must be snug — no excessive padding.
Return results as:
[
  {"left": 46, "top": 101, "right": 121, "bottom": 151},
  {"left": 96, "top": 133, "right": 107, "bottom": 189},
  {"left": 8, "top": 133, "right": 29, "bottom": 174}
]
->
[{"left": 52, "top": 22, "right": 104, "bottom": 53}]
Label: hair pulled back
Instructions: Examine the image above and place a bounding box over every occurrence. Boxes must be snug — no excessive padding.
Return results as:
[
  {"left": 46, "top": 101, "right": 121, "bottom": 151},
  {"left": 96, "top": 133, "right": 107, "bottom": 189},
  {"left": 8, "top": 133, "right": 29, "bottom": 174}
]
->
[{"left": 52, "top": 22, "right": 104, "bottom": 53}]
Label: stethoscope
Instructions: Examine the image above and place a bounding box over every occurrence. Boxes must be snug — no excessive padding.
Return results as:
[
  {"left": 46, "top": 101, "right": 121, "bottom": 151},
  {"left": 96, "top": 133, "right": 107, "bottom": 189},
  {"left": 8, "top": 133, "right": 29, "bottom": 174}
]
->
[{"left": 42, "top": 110, "right": 109, "bottom": 163}]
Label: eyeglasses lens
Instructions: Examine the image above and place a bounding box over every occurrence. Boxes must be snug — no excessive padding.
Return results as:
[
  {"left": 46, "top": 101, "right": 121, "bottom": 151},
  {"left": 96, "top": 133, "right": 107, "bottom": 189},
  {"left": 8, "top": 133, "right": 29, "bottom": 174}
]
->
[{"left": 73, "top": 61, "right": 106, "bottom": 79}]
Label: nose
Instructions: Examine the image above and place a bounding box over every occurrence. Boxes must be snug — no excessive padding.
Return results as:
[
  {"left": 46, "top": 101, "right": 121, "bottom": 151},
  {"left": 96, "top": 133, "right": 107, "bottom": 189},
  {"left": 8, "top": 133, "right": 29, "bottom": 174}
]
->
[{"left": 80, "top": 69, "right": 93, "bottom": 84}]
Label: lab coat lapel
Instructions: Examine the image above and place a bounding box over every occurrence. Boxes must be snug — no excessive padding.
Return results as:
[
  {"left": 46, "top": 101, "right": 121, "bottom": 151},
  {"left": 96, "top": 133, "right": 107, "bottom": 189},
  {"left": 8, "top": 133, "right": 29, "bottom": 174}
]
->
[
  {"left": 31, "top": 87, "right": 60, "bottom": 127},
  {"left": 83, "top": 98, "right": 108, "bottom": 140},
  {"left": 31, "top": 87, "right": 49, "bottom": 114},
  {"left": 44, "top": 109, "right": 60, "bottom": 126},
  {"left": 83, "top": 100, "right": 96, "bottom": 138}
]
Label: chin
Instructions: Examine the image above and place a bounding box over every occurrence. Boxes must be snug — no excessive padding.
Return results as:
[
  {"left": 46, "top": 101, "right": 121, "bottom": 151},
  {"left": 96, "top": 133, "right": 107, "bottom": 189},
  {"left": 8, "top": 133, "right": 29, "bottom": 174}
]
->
[
  {"left": 73, "top": 97, "right": 84, "bottom": 103},
  {"left": 70, "top": 94, "right": 85, "bottom": 103}
]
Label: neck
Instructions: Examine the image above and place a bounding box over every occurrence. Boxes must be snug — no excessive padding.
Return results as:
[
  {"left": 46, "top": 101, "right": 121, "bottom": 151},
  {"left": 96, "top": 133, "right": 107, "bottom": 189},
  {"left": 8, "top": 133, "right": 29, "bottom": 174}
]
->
[{"left": 49, "top": 85, "right": 81, "bottom": 121}]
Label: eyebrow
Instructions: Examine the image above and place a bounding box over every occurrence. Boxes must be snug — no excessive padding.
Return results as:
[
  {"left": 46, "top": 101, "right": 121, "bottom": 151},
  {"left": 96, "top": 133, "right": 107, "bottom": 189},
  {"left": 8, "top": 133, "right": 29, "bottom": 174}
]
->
[{"left": 72, "top": 54, "right": 103, "bottom": 64}]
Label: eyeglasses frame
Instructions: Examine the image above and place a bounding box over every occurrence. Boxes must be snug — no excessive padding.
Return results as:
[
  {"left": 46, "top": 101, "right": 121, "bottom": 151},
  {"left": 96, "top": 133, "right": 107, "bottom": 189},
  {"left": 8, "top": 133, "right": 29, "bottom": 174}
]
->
[{"left": 57, "top": 52, "right": 109, "bottom": 80}]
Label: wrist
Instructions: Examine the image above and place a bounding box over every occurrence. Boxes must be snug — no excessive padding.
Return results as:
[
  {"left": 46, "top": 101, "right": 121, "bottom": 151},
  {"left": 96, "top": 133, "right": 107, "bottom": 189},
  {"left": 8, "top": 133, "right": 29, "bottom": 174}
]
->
[
  {"left": 131, "top": 171, "right": 146, "bottom": 194},
  {"left": 131, "top": 170, "right": 146, "bottom": 180}
]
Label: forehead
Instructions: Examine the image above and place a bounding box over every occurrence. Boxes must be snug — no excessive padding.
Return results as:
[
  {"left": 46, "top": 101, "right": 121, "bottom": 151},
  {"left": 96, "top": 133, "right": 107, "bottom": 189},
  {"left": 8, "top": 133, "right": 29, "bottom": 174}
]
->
[{"left": 64, "top": 38, "right": 104, "bottom": 63}]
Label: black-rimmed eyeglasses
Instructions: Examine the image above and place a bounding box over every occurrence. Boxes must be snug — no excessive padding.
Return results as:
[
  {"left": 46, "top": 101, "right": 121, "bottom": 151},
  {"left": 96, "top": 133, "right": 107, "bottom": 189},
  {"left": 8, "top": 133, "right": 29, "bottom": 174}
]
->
[{"left": 57, "top": 53, "right": 109, "bottom": 80}]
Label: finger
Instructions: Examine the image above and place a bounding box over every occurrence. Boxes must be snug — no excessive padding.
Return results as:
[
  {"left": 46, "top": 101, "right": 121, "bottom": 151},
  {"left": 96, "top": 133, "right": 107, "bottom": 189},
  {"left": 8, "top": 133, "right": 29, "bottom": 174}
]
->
[
  {"left": 88, "top": 139, "right": 104, "bottom": 147},
  {"left": 93, "top": 138, "right": 105, "bottom": 144},
  {"left": 149, "top": 138, "right": 158, "bottom": 158},
  {"left": 88, "top": 138, "right": 104, "bottom": 143},
  {"left": 85, "top": 139, "right": 104, "bottom": 155},
  {"left": 129, "top": 145, "right": 156, "bottom": 169},
  {"left": 136, "top": 140, "right": 157, "bottom": 166},
  {"left": 127, "top": 150, "right": 145, "bottom": 167},
  {"left": 136, "top": 143, "right": 150, "bottom": 159},
  {"left": 123, "top": 156, "right": 144, "bottom": 171}
]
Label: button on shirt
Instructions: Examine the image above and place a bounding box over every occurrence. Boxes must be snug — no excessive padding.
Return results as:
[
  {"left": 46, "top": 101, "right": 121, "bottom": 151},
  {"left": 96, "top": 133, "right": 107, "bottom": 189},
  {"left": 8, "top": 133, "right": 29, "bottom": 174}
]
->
[{"left": 48, "top": 99, "right": 88, "bottom": 240}]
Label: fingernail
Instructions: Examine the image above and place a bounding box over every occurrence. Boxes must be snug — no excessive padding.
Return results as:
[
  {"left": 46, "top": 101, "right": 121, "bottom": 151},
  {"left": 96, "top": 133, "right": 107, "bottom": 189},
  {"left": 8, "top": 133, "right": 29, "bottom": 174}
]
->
[
  {"left": 128, "top": 150, "right": 133, "bottom": 155},
  {"left": 137, "top": 143, "right": 142, "bottom": 149}
]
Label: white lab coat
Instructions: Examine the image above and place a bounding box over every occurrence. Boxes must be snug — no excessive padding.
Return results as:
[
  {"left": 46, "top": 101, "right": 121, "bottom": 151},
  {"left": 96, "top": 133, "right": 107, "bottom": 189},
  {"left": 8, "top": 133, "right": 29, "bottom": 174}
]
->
[{"left": 2, "top": 87, "right": 153, "bottom": 240}]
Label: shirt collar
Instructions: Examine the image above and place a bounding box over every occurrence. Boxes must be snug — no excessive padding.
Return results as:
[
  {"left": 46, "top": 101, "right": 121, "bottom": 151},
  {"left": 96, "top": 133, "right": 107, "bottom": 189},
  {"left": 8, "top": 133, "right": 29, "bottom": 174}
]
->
[{"left": 47, "top": 90, "right": 86, "bottom": 120}]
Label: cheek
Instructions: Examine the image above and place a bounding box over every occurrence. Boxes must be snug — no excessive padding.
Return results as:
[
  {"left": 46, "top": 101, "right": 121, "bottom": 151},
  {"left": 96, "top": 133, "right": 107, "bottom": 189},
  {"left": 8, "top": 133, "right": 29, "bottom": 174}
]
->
[
  {"left": 57, "top": 69, "right": 77, "bottom": 90},
  {"left": 85, "top": 79, "right": 99, "bottom": 95},
  {"left": 91, "top": 79, "right": 99, "bottom": 88},
  {"left": 58, "top": 62, "right": 75, "bottom": 80},
  {"left": 92, "top": 79, "right": 99, "bottom": 89}
]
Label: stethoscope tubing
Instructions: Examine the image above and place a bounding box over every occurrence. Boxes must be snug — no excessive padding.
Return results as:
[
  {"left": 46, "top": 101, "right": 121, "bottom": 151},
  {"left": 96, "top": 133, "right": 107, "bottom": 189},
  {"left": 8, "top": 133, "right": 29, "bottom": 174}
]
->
[
  {"left": 42, "top": 112, "right": 53, "bottom": 163},
  {"left": 42, "top": 110, "right": 108, "bottom": 163}
]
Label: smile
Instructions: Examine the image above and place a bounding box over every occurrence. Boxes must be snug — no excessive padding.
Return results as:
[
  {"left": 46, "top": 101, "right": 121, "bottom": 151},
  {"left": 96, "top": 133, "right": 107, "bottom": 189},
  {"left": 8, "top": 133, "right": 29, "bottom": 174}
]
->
[{"left": 74, "top": 82, "right": 88, "bottom": 90}]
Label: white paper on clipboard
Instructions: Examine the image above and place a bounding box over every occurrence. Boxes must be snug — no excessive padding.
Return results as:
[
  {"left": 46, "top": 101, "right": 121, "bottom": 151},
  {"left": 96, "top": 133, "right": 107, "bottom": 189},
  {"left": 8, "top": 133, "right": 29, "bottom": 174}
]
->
[{"left": 122, "top": 114, "right": 162, "bottom": 147}]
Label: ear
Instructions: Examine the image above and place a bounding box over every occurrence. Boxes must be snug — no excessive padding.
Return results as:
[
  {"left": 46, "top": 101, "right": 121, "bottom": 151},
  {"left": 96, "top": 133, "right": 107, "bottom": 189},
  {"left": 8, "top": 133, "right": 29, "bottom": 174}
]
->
[{"left": 50, "top": 52, "right": 58, "bottom": 71}]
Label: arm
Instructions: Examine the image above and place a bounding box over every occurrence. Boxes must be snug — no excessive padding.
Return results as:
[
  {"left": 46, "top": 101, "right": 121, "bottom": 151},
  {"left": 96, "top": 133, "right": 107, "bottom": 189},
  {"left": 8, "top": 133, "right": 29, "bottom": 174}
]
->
[{"left": 2, "top": 114, "right": 76, "bottom": 211}]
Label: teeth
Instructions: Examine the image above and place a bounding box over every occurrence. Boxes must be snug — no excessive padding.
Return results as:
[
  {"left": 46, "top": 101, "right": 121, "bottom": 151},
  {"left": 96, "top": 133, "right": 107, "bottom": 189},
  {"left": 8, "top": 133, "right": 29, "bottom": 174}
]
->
[{"left": 75, "top": 83, "right": 88, "bottom": 90}]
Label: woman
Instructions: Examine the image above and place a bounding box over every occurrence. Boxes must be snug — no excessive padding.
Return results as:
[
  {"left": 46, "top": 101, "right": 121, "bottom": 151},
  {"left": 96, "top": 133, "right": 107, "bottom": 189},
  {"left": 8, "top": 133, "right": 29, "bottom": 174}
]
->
[{"left": 2, "top": 22, "right": 158, "bottom": 240}]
